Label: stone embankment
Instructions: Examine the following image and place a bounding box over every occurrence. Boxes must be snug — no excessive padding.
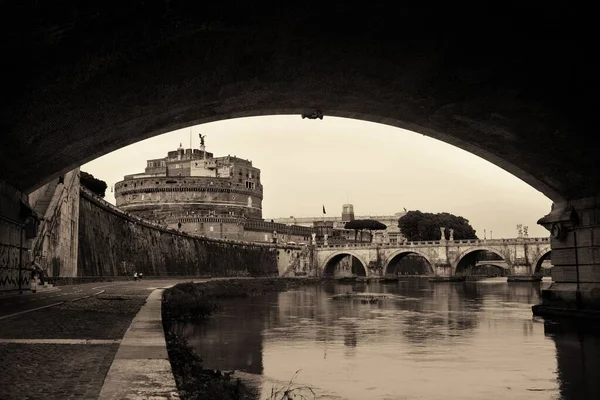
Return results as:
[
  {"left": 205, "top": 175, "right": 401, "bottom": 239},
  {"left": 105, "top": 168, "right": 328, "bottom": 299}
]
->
[{"left": 78, "top": 188, "right": 281, "bottom": 278}]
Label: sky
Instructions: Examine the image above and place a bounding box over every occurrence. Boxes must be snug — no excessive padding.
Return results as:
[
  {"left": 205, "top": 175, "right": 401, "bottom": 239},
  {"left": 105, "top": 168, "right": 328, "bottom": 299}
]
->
[{"left": 81, "top": 115, "right": 552, "bottom": 239}]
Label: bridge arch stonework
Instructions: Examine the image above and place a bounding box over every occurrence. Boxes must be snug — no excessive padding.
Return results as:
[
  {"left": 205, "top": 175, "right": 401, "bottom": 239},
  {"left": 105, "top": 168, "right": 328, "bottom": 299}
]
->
[
  {"left": 451, "top": 246, "right": 514, "bottom": 276},
  {"left": 313, "top": 238, "right": 551, "bottom": 278},
  {"left": 383, "top": 249, "right": 435, "bottom": 275},
  {"left": 319, "top": 250, "right": 370, "bottom": 277}
]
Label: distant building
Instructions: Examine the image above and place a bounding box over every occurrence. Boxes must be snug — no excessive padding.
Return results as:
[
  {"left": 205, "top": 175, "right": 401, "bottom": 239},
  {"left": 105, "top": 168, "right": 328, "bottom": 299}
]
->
[
  {"left": 115, "top": 138, "right": 313, "bottom": 243},
  {"left": 271, "top": 205, "right": 406, "bottom": 244}
]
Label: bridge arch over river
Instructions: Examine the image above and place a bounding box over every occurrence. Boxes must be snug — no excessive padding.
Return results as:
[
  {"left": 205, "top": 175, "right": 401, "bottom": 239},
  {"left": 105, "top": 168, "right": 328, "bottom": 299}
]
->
[
  {"left": 383, "top": 250, "right": 435, "bottom": 276},
  {"left": 322, "top": 252, "right": 369, "bottom": 278},
  {"left": 315, "top": 238, "right": 551, "bottom": 279}
]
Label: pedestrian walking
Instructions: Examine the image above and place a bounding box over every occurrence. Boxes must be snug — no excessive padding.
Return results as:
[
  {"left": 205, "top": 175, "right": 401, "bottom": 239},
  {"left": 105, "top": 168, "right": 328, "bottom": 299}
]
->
[
  {"left": 30, "top": 268, "right": 39, "bottom": 293},
  {"left": 133, "top": 272, "right": 138, "bottom": 281}
]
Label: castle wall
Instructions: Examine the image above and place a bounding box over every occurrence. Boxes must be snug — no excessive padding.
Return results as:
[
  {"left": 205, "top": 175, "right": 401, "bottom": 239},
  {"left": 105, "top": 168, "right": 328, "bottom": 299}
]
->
[
  {"left": 78, "top": 188, "right": 278, "bottom": 277},
  {"left": 171, "top": 217, "right": 314, "bottom": 243},
  {"left": 115, "top": 176, "right": 263, "bottom": 220}
]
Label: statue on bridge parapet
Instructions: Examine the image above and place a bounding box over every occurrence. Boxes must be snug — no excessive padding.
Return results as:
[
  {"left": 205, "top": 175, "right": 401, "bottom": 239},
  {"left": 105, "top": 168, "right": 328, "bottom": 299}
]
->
[
  {"left": 311, "top": 233, "right": 316, "bottom": 245},
  {"left": 517, "top": 224, "right": 523, "bottom": 238},
  {"left": 449, "top": 228, "right": 454, "bottom": 241},
  {"left": 440, "top": 227, "right": 446, "bottom": 241},
  {"left": 523, "top": 226, "right": 528, "bottom": 237}
]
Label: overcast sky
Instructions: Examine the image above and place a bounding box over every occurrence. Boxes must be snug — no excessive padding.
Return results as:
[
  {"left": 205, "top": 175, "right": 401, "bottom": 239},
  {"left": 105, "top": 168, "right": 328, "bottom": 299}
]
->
[{"left": 81, "top": 115, "right": 552, "bottom": 239}]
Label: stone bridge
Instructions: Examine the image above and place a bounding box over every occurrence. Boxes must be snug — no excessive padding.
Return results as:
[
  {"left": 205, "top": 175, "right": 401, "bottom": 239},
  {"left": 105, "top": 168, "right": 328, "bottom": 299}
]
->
[{"left": 314, "top": 237, "right": 551, "bottom": 278}]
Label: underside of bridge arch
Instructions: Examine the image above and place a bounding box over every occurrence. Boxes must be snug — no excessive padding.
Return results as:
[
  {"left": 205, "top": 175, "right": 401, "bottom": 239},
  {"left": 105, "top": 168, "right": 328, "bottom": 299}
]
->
[
  {"left": 455, "top": 250, "right": 508, "bottom": 277},
  {"left": 534, "top": 251, "right": 552, "bottom": 275},
  {"left": 1, "top": 3, "right": 599, "bottom": 201},
  {"left": 385, "top": 252, "right": 433, "bottom": 276},
  {"left": 323, "top": 254, "right": 367, "bottom": 278}
]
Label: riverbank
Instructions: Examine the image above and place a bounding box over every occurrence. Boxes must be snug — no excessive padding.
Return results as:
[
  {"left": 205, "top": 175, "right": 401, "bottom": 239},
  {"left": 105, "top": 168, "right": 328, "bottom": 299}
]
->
[{"left": 162, "top": 277, "right": 320, "bottom": 399}]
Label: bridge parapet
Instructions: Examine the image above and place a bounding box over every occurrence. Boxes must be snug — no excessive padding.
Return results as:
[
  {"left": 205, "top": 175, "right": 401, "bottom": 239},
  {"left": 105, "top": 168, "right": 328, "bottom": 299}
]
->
[{"left": 315, "top": 237, "right": 549, "bottom": 250}]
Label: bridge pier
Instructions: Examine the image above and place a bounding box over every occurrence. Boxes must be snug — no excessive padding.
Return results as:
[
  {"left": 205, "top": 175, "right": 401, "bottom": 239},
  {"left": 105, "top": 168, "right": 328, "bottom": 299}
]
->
[
  {"left": 507, "top": 264, "right": 542, "bottom": 282},
  {"left": 434, "top": 264, "right": 452, "bottom": 277},
  {"left": 533, "top": 196, "right": 600, "bottom": 318}
]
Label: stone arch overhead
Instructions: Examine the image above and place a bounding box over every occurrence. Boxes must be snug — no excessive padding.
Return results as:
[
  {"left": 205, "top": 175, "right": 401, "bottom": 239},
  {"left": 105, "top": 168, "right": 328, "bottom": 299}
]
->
[
  {"left": 321, "top": 251, "right": 369, "bottom": 277},
  {"left": 452, "top": 247, "right": 511, "bottom": 274},
  {"left": 4, "top": 6, "right": 593, "bottom": 201},
  {"left": 383, "top": 249, "right": 434, "bottom": 274}
]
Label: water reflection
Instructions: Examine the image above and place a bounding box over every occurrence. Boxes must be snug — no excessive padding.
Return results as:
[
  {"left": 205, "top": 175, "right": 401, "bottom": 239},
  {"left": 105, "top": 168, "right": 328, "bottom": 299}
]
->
[
  {"left": 544, "top": 319, "right": 600, "bottom": 399},
  {"left": 175, "top": 279, "right": 600, "bottom": 399}
]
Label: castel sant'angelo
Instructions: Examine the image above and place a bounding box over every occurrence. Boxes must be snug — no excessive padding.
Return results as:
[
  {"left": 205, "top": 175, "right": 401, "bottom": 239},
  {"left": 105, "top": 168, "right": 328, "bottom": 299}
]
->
[
  {"left": 114, "top": 135, "right": 314, "bottom": 243},
  {"left": 115, "top": 135, "right": 404, "bottom": 244}
]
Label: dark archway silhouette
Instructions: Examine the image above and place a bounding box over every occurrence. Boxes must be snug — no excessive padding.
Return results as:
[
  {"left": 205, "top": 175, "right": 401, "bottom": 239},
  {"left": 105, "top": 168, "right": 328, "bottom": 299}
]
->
[
  {"left": 323, "top": 254, "right": 367, "bottom": 278},
  {"left": 534, "top": 251, "right": 552, "bottom": 275},
  {"left": 455, "top": 250, "right": 508, "bottom": 277},
  {"left": 385, "top": 252, "right": 434, "bottom": 276},
  {"left": 1, "top": 4, "right": 597, "bottom": 202}
]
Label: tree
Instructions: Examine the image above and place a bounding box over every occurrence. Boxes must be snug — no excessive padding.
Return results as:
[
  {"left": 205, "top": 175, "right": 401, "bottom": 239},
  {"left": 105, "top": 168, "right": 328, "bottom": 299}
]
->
[
  {"left": 344, "top": 219, "right": 387, "bottom": 243},
  {"left": 80, "top": 171, "right": 107, "bottom": 198},
  {"left": 398, "top": 211, "right": 477, "bottom": 241}
]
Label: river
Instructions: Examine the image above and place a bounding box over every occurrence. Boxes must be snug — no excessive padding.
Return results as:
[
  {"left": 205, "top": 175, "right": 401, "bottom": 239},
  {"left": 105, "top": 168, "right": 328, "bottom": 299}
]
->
[{"left": 174, "top": 278, "right": 600, "bottom": 399}]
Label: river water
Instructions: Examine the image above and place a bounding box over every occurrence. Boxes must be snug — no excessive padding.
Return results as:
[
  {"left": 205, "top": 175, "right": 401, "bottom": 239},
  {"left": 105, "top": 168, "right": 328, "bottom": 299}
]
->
[{"left": 175, "top": 278, "right": 600, "bottom": 400}]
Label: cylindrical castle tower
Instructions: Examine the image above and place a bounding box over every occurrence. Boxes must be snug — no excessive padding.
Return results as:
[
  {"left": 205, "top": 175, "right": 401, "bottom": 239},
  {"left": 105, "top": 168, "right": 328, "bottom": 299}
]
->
[{"left": 114, "top": 140, "right": 263, "bottom": 228}]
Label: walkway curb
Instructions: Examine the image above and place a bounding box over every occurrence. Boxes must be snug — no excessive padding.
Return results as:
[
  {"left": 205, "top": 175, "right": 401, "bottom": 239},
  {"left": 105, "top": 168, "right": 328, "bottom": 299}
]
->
[{"left": 98, "top": 288, "right": 180, "bottom": 399}]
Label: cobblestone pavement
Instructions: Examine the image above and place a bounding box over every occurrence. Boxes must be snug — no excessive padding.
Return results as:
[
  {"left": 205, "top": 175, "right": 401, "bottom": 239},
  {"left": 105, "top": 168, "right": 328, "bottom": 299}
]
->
[
  {"left": 0, "top": 343, "right": 119, "bottom": 400},
  {"left": 0, "top": 296, "right": 147, "bottom": 339},
  {"left": 0, "top": 278, "right": 198, "bottom": 400}
]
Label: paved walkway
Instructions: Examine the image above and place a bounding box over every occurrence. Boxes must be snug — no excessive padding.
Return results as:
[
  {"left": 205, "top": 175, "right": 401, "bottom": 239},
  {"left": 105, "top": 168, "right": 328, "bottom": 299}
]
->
[
  {"left": 0, "top": 279, "right": 195, "bottom": 400},
  {"left": 98, "top": 289, "right": 179, "bottom": 399},
  {"left": 0, "top": 281, "right": 130, "bottom": 319}
]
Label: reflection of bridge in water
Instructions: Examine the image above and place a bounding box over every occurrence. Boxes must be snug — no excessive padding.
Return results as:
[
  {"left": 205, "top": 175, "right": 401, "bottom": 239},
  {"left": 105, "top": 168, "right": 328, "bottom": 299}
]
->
[{"left": 313, "top": 237, "right": 552, "bottom": 279}]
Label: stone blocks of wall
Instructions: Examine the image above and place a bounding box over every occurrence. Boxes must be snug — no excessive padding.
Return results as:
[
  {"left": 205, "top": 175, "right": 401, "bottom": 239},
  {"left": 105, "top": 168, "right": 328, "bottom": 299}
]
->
[
  {"left": 78, "top": 190, "right": 278, "bottom": 277},
  {"left": 31, "top": 168, "right": 80, "bottom": 277}
]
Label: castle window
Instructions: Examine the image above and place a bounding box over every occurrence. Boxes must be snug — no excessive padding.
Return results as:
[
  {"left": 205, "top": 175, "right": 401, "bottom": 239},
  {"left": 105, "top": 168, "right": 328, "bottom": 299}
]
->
[{"left": 245, "top": 181, "right": 255, "bottom": 190}]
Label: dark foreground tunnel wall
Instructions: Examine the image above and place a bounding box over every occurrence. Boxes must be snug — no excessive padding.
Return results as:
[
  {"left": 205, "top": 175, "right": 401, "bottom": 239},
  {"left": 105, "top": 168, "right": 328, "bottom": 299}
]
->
[{"left": 78, "top": 189, "right": 278, "bottom": 277}]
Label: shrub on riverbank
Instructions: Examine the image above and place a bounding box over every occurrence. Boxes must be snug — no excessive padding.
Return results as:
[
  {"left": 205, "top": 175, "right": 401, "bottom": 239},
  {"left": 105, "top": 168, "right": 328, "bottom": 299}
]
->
[
  {"left": 164, "top": 330, "right": 257, "bottom": 400},
  {"left": 162, "top": 278, "right": 320, "bottom": 399}
]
